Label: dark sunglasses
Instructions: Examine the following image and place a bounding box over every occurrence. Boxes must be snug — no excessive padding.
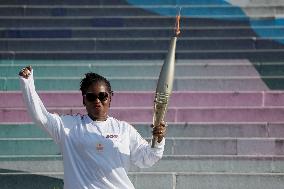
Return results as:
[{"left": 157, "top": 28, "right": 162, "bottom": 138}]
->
[{"left": 83, "top": 92, "right": 109, "bottom": 102}]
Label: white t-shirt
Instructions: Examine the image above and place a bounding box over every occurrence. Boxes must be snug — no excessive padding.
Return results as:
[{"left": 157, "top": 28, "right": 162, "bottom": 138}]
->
[{"left": 19, "top": 71, "right": 165, "bottom": 189}]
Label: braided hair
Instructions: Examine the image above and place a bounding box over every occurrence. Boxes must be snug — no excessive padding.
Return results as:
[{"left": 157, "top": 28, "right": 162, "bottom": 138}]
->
[{"left": 80, "top": 72, "right": 113, "bottom": 96}]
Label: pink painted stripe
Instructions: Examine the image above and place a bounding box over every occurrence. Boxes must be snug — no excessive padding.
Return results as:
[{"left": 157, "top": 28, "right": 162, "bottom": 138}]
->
[
  {"left": 1, "top": 107, "right": 284, "bottom": 123},
  {"left": 264, "top": 92, "right": 284, "bottom": 106},
  {"left": 0, "top": 92, "right": 82, "bottom": 108},
  {"left": 0, "top": 107, "right": 174, "bottom": 123},
  {"left": 0, "top": 91, "right": 266, "bottom": 108},
  {"left": 176, "top": 108, "right": 284, "bottom": 122}
]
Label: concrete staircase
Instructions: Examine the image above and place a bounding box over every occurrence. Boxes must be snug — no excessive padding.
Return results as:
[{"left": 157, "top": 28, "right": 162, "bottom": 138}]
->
[
  {"left": 2, "top": 59, "right": 284, "bottom": 91},
  {"left": 0, "top": 0, "right": 284, "bottom": 60},
  {"left": 1, "top": 0, "right": 284, "bottom": 189},
  {"left": 2, "top": 122, "right": 284, "bottom": 189}
]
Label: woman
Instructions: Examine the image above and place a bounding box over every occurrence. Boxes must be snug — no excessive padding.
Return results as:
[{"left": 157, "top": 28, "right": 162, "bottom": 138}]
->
[{"left": 19, "top": 66, "right": 166, "bottom": 189}]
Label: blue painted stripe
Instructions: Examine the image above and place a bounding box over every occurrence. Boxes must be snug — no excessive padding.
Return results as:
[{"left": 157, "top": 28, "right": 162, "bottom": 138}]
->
[
  {"left": 250, "top": 19, "right": 284, "bottom": 44},
  {"left": 126, "top": 0, "right": 284, "bottom": 44},
  {"left": 126, "top": 0, "right": 245, "bottom": 19}
]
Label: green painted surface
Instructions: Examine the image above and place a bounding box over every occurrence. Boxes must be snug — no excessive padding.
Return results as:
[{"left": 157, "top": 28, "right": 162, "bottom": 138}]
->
[
  {"left": 0, "top": 124, "right": 50, "bottom": 138},
  {"left": 3, "top": 77, "right": 157, "bottom": 91},
  {"left": 0, "top": 140, "right": 60, "bottom": 155}
]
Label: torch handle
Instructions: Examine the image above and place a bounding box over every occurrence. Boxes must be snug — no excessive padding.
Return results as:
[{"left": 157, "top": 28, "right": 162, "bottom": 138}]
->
[
  {"left": 151, "top": 93, "right": 168, "bottom": 148},
  {"left": 151, "top": 136, "right": 158, "bottom": 148}
]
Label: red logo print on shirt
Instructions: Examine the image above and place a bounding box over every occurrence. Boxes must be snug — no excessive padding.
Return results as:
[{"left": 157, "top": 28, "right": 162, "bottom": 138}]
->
[{"left": 96, "top": 143, "right": 104, "bottom": 152}]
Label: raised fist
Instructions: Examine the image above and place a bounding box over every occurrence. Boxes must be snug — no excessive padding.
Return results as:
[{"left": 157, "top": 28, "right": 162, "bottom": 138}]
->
[{"left": 19, "top": 66, "right": 32, "bottom": 79}]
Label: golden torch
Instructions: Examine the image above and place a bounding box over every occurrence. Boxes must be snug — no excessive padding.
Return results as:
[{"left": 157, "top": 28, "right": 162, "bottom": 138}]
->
[{"left": 151, "top": 13, "right": 181, "bottom": 148}]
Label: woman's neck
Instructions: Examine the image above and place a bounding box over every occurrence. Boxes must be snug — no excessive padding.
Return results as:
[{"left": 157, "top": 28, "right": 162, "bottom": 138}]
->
[{"left": 88, "top": 114, "right": 107, "bottom": 121}]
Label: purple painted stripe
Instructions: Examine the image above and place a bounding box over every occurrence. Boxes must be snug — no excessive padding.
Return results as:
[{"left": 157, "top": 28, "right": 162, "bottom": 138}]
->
[
  {"left": 2, "top": 107, "right": 284, "bottom": 123},
  {"left": 0, "top": 91, "right": 265, "bottom": 108},
  {"left": 170, "top": 92, "right": 262, "bottom": 107},
  {"left": 0, "top": 92, "right": 82, "bottom": 108},
  {"left": 176, "top": 108, "right": 284, "bottom": 122},
  {"left": 0, "top": 108, "right": 77, "bottom": 123},
  {"left": 0, "top": 107, "right": 174, "bottom": 123},
  {"left": 264, "top": 92, "right": 284, "bottom": 106}
]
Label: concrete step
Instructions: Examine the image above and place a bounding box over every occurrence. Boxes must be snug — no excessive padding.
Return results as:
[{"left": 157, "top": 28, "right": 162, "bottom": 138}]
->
[
  {"left": 249, "top": 0, "right": 284, "bottom": 6},
  {"left": 0, "top": 5, "right": 282, "bottom": 17},
  {"left": 0, "top": 0, "right": 282, "bottom": 7},
  {"left": 1, "top": 91, "right": 271, "bottom": 108},
  {"left": 0, "top": 5, "right": 282, "bottom": 19},
  {"left": 1, "top": 48, "right": 284, "bottom": 60},
  {"left": 2, "top": 59, "right": 284, "bottom": 77},
  {"left": 2, "top": 106, "right": 284, "bottom": 123},
  {"left": 131, "top": 172, "right": 284, "bottom": 189},
  {"left": 0, "top": 0, "right": 130, "bottom": 6},
  {"left": 1, "top": 76, "right": 275, "bottom": 91},
  {"left": 0, "top": 6, "right": 156, "bottom": 17},
  {"left": 0, "top": 16, "right": 276, "bottom": 28},
  {"left": 0, "top": 138, "right": 60, "bottom": 156},
  {"left": 167, "top": 172, "right": 284, "bottom": 189},
  {"left": 0, "top": 27, "right": 265, "bottom": 38},
  {"left": 133, "top": 155, "right": 284, "bottom": 173},
  {"left": 1, "top": 26, "right": 281, "bottom": 39},
  {"left": 1, "top": 137, "right": 284, "bottom": 156},
  {"left": 2, "top": 122, "right": 284, "bottom": 139},
  {"left": 2, "top": 91, "right": 284, "bottom": 123},
  {"left": 1, "top": 171, "right": 284, "bottom": 189},
  {"left": 0, "top": 173, "right": 63, "bottom": 189},
  {"left": 1, "top": 155, "right": 284, "bottom": 174},
  {"left": 0, "top": 36, "right": 283, "bottom": 52},
  {"left": 1, "top": 37, "right": 279, "bottom": 52},
  {"left": 4, "top": 58, "right": 275, "bottom": 65},
  {"left": 3, "top": 61, "right": 280, "bottom": 78}
]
